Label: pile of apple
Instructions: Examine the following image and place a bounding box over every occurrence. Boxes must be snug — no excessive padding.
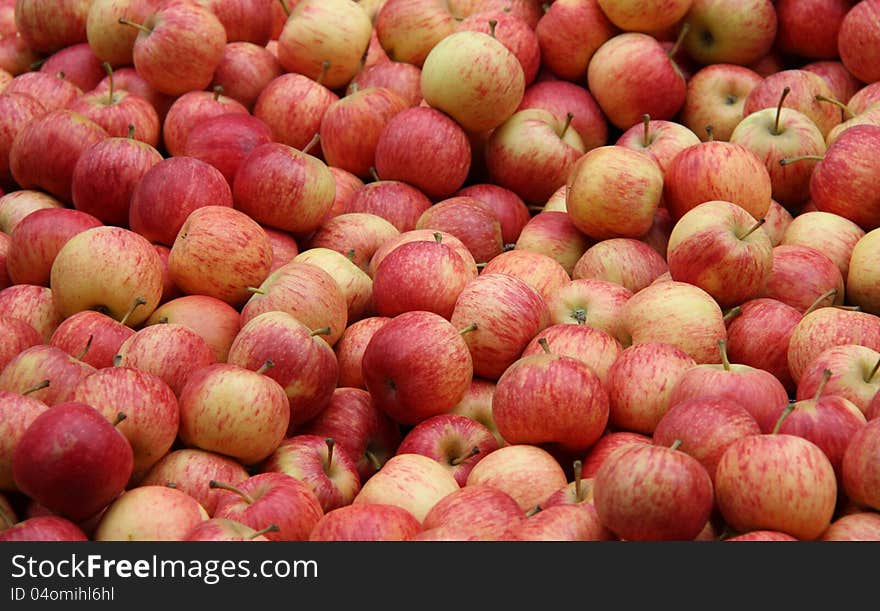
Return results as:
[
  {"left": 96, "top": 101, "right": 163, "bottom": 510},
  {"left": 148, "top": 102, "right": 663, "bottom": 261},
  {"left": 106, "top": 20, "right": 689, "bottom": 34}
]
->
[{"left": 2, "top": 0, "right": 880, "bottom": 543}]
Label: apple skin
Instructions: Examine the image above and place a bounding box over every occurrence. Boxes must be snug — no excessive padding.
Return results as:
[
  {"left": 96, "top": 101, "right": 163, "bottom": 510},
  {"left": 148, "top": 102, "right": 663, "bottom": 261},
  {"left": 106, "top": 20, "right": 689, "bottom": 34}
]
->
[
  {"left": 183, "top": 518, "right": 273, "bottom": 542},
  {"left": 680, "top": 63, "right": 763, "bottom": 143},
  {"left": 345, "top": 179, "right": 433, "bottom": 233},
  {"left": 4, "top": 71, "right": 83, "bottom": 113},
  {"left": 681, "top": 0, "right": 778, "bottom": 66},
  {"left": 374, "top": 0, "right": 456, "bottom": 67},
  {"left": 782, "top": 211, "right": 865, "bottom": 280},
  {"left": 68, "top": 77, "right": 161, "bottom": 147},
  {"left": 293, "top": 248, "right": 373, "bottom": 323},
  {"left": 12, "top": 401, "right": 134, "bottom": 523},
  {"left": 253, "top": 72, "right": 338, "bottom": 152},
  {"left": 182, "top": 113, "right": 274, "bottom": 187},
  {"left": 573, "top": 238, "right": 668, "bottom": 295},
  {"left": 0, "top": 92, "right": 46, "bottom": 190},
  {"left": 0, "top": 389, "right": 48, "bottom": 492},
  {"left": 0, "top": 284, "right": 63, "bottom": 343},
  {"left": 838, "top": 0, "right": 880, "bottom": 86},
  {"left": 480, "top": 250, "right": 570, "bottom": 309},
  {"left": 0, "top": 516, "right": 89, "bottom": 542},
  {"left": 456, "top": 9, "right": 540, "bottom": 85},
  {"left": 416, "top": 196, "right": 504, "bottom": 267},
  {"left": 71, "top": 366, "right": 180, "bottom": 477},
  {"left": 0, "top": 343, "right": 97, "bottom": 407},
  {"left": 14, "top": 0, "right": 91, "bottom": 54},
  {"left": 308, "top": 212, "right": 400, "bottom": 274},
  {"left": 841, "top": 418, "right": 880, "bottom": 511},
  {"left": 744, "top": 69, "right": 842, "bottom": 139},
  {"left": 226, "top": 310, "right": 339, "bottom": 431},
  {"left": 514, "top": 211, "right": 592, "bottom": 278},
  {"left": 763, "top": 244, "right": 845, "bottom": 315},
  {"left": 421, "top": 484, "right": 523, "bottom": 541},
  {"left": 347, "top": 60, "right": 423, "bottom": 108},
  {"left": 455, "top": 184, "right": 531, "bottom": 248},
  {"left": 309, "top": 503, "right": 423, "bottom": 541},
  {"left": 714, "top": 433, "right": 838, "bottom": 540},
  {"left": 615, "top": 117, "right": 702, "bottom": 174},
  {"left": 846, "top": 228, "right": 880, "bottom": 316},
  {"left": 332, "top": 317, "right": 392, "bottom": 390},
  {"left": 507, "top": 503, "right": 612, "bottom": 541},
  {"left": 546, "top": 279, "right": 632, "bottom": 345},
  {"left": 517, "top": 79, "right": 608, "bottom": 153},
  {"left": 261, "top": 434, "right": 361, "bottom": 512},
  {"left": 91, "top": 66, "right": 175, "bottom": 123},
  {"left": 145, "top": 295, "right": 241, "bottom": 363},
  {"left": 369, "top": 229, "right": 476, "bottom": 280},
  {"left": 85, "top": 0, "right": 165, "bottom": 67},
  {"left": 821, "top": 512, "right": 880, "bottom": 541},
  {"left": 0, "top": 190, "right": 64, "bottom": 235},
  {"left": 724, "top": 530, "right": 799, "bottom": 541},
  {"left": 161, "top": 88, "right": 249, "bottom": 158},
  {"left": 0, "top": 315, "right": 41, "bottom": 373},
  {"left": 776, "top": 0, "right": 850, "bottom": 60},
  {"left": 466, "top": 444, "right": 568, "bottom": 513},
  {"left": 593, "top": 442, "right": 715, "bottom": 541},
  {"left": 521, "top": 323, "right": 622, "bottom": 388},
  {"left": 581, "top": 432, "right": 653, "bottom": 478},
  {"left": 802, "top": 60, "right": 863, "bottom": 106},
  {"left": 195, "top": 0, "right": 275, "bottom": 46},
  {"left": 210, "top": 41, "right": 283, "bottom": 112},
  {"left": 93, "top": 485, "right": 208, "bottom": 541},
  {"left": 666, "top": 200, "right": 774, "bottom": 309}
]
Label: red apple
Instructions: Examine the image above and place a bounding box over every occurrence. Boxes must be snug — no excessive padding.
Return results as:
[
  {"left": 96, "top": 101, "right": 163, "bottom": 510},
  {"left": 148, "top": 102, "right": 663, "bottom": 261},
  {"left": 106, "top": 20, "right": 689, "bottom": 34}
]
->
[
  {"left": 209, "top": 41, "right": 282, "bottom": 111},
  {"left": 837, "top": 0, "right": 880, "bottom": 86},
  {"left": 421, "top": 484, "right": 522, "bottom": 540},
  {"left": 573, "top": 238, "right": 669, "bottom": 294},
  {"left": 0, "top": 315, "right": 41, "bottom": 373},
  {"left": 332, "top": 317, "right": 392, "bottom": 390},
  {"left": 820, "top": 512, "right": 880, "bottom": 541},
  {"left": 253, "top": 72, "right": 338, "bottom": 152},
  {"left": 0, "top": 92, "right": 45, "bottom": 190},
  {"left": 465, "top": 444, "right": 567, "bottom": 513},
  {"left": 515, "top": 210, "right": 593, "bottom": 277},
  {"left": 0, "top": 515, "right": 88, "bottom": 541},
  {"left": 374, "top": 0, "right": 456, "bottom": 68},
  {"left": 308, "top": 503, "right": 422, "bottom": 541},
  {"left": 615, "top": 115, "right": 701, "bottom": 173},
  {"left": 535, "top": 0, "right": 615, "bottom": 82},
  {"left": 345, "top": 179, "right": 433, "bottom": 233},
  {"left": 0, "top": 284, "right": 63, "bottom": 343},
  {"left": 347, "top": 60, "right": 422, "bottom": 108},
  {"left": 776, "top": 0, "right": 850, "bottom": 60},
  {"left": 182, "top": 112, "right": 273, "bottom": 186},
  {"left": 581, "top": 431, "right": 653, "bottom": 478},
  {"left": 14, "top": 0, "right": 91, "bottom": 54},
  {"left": 679, "top": 63, "right": 763, "bottom": 143},
  {"left": 0, "top": 389, "right": 48, "bottom": 492},
  {"left": 183, "top": 518, "right": 276, "bottom": 542},
  {"left": 781, "top": 211, "right": 865, "bottom": 279},
  {"left": 160, "top": 86, "right": 249, "bottom": 157},
  {"left": 681, "top": 0, "right": 777, "bottom": 66},
  {"left": 0, "top": 189, "right": 63, "bottom": 235}
]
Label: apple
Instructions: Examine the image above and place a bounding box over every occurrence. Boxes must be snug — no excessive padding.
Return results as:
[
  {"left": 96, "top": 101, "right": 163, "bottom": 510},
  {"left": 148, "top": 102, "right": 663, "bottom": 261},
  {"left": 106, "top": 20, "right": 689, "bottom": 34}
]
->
[
  {"left": 160, "top": 86, "right": 249, "bottom": 157},
  {"left": 679, "top": 63, "right": 763, "bottom": 142},
  {"left": 848, "top": 82, "right": 880, "bottom": 116},
  {"left": 184, "top": 518, "right": 276, "bottom": 542},
  {"left": 844, "top": 228, "right": 880, "bottom": 316},
  {"left": 761, "top": 244, "right": 844, "bottom": 313},
  {"left": 0, "top": 92, "right": 45, "bottom": 190},
  {"left": 12, "top": 401, "right": 133, "bottom": 522},
  {"left": 775, "top": 0, "right": 850, "bottom": 60},
  {"left": 615, "top": 115, "right": 702, "bottom": 173},
  {"left": 535, "top": 0, "right": 615, "bottom": 83},
  {"left": 14, "top": 0, "right": 91, "bottom": 54},
  {"left": 119, "top": 0, "right": 227, "bottom": 96},
  {"left": 93, "top": 484, "right": 208, "bottom": 541},
  {"left": 465, "top": 444, "right": 567, "bottom": 513},
  {"left": 332, "top": 317, "right": 392, "bottom": 389},
  {"left": 421, "top": 484, "right": 522, "bottom": 540},
  {"left": 521, "top": 324, "right": 621, "bottom": 389},
  {"left": 573, "top": 238, "right": 669, "bottom": 294},
  {"left": 182, "top": 112, "right": 274, "bottom": 186},
  {"left": 681, "top": 0, "right": 777, "bottom": 66},
  {"left": 293, "top": 247, "right": 373, "bottom": 323},
  {"left": 821, "top": 512, "right": 880, "bottom": 541},
  {"left": 581, "top": 432, "right": 652, "bottom": 478},
  {"left": 0, "top": 31, "right": 42, "bottom": 76},
  {"left": 253, "top": 72, "right": 339, "bottom": 152},
  {"left": 841, "top": 417, "right": 880, "bottom": 511},
  {"left": 0, "top": 315, "right": 41, "bottom": 373},
  {"left": 0, "top": 190, "right": 63, "bottom": 235},
  {"left": 347, "top": 60, "right": 423, "bottom": 108},
  {"left": 0, "top": 342, "right": 97, "bottom": 407},
  {"left": 91, "top": 65, "right": 175, "bottom": 123},
  {"left": 369, "top": 229, "right": 476, "bottom": 280},
  {"left": 416, "top": 196, "right": 504, "bottom": 265},
  {"left": 714, "top": 432, "right": 838, "bottom": 540},
  {"left": 802, "top": 60, "right": 863, "bottom": 107},
  {"left": 320, "top": 167, "right": 364, "bottom": 225},
  {"left": 514, "top": 211, "right": 593, "bottom": 277},
  {"left": 195, "top": 0, "right": 275, "bottom": 46},
  {"left": 0, "top": 515, "right": 88, "bottom": 542},
  {"left": 144, "top": 294, "right": 240, "bottom": 363},
  {"left": 374, "top": 0, "right": 457, "bottom": 68},
  {"left": 456, "top": 9, "right": 540, "bottom": 85},
  {"left": 308, "top": 503, "right": 422, "bottom": 541},
  {"left": 456, "top": 183, "right": 531, "bottom": 247},
  {"left": 0, "top": 284, "right": 63, "bottom": 343},
  {"left": 0, "top": 388, "right": 48, "bottom": 492},
  {"left": 85, "top": 0, "right": 165, "bottom": 67},
  {"left": 545, "top": 278, "right": 632, "bottom": 345},
  {"left": 307, "top": 212, "right": 400, "bottom": 274},
  {"left": 838, "top": 0, "right": 880, "bottom": 86},
  {"left": 345, "top": 179, "right": 433, "bottom": 233},
  {"left": 781, "top": 211, "right": 864, "bottom": 279},
  {"left": 210, "top": 41, "right": 282, "bottom": 111},
  {"left": 723, "top": 530, "right": 799, "bottom": 541}
]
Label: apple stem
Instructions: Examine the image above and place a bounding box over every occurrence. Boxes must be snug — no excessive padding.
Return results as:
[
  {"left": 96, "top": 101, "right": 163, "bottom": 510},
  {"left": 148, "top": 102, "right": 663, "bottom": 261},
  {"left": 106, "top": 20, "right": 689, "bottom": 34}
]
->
[
  {"left": 364, "top": 449, "right": 382, "bottom": 472},
  {"left": 256, "top": 359, "right": 275, "bottom": 375},
  {"left": 717, "top": 339, "right": 730, "bottom": 371},
  {"left": 119, "top": 296, "right": 147, "bottom": 327},
  {"left": 112, "top": 354, "right": 123, "bottom": 367},
  {"left": 21, "top": 379, "right": 50, "bottom": 395},
  {"left": 475, "top": 262, "right": 487, "bottom": 269},
  {"left": 771, "top": 401, "right": 796, "bottom": 435},
  {"left": 247, "top": 286, "right": 267, "bottom": 295},
  {"left": 866, "top": 357, "right": 880, "bottom": 383},
  {"left": 75, "top": 334, "right": 94, "bottom": 361},
  {"left": 573, "top": 308, "right": 587, "bottom": 325},
  {"left": 641, "top": 114, "right": 651, "bottom": 148},
  {"left": 525, "top": 504, "right": 542, "bottom": 517},
  {"left": 324, "top": 438, "right": 335, "bottom": 470},
  {"left": 278, "top": 0, "right": 291, "bottom": 17},
  {"left": 317, "top": 60, "right": 330, "bottom": 87},
  {"left": 705, "top": 125, "right": 715, "bottom": 141},
  {"left": 667, "top": 21, "right": 690, "bottom": 59},
  {"left": 433, "top": 232, "right": 443, "bottom": 244},
  {"left": 209, "top": 480, "right": 255, "bottom": 505},
  {"left": 302, "top": 133, "right": 320, "bottom": 156},
  {"left": 559, "top": 112, "right": 574, "bottom": 139},
  {"left": 772, "top": 87, "right": 790, "bottom": 136},
  {"left": 503, "top": 242, "right": 516, "bottom": 252},
  {"left": 527, "top": 205, "right": 545, "bottom": 213},
  {"left": 815, "top": 94, "right": 855, "bottom": 120},
  {"left": 157, "top": 316, "right": 169, "bottom": 324},
  {"left": 804, "top": 288, "right": 838, "bottom": 316},
  {"left": 458, "top": 323, "right": 478, "bottom": 335},
  {"left": 669, "top": 439, "right": 683, "bottom": 452},
  {"left": 29, "top": 58, "right": 45, "bottom": 70},
  {"left": 164, "top": 481, "right": 177, "bottom": 489},
  {"left": 213, "top": 85, "right": 223, "bottom": 101},
  {"left": 573, "top": 459, "right": 584, "bottom": 502},
  {"left": 538, "top": 337, "right": 552, "bottom": 354},
  {"left": 250, "top": 524, "right": 280, "bottom": 539},
  {"left": 541, "top": 2, "right": 551, "bottom": 12},
  {"left": 488, "top": 19, "right": 497, "bottom": 39},
  {"left": 127, "top": 124, "right": 135, "bottom": 139},
  {"left": 813, "top": 368, "right": 832, "bottom": 402},
  {"left": 779, "top": 154, "right": 825, "bottom": 166},
  {"left": 112, "top": 412, "right": 127, "bottom": 427},
  {"left": 346, "top": 249, "right": 356, "bottom": 262},
  {"left": 737, "top": 217, "right": 766, "bottom": 240},
  {"left": 310, "top": 327, "right": 332, "bottom": 337},
  {"left": 450, "top": 446, "right": 480, "bottom": 466},
  {"left": 723, "top": 306, "right": 742, "bottom": 323},
  {"left": 117, "top": 18, "right": 152, "bottom": 36},
  {"left": 103, "top": 62, "right": 115, "bottom": 105},
  {"left": 369, "top": 166, "right": 381, "bottom": 182}
]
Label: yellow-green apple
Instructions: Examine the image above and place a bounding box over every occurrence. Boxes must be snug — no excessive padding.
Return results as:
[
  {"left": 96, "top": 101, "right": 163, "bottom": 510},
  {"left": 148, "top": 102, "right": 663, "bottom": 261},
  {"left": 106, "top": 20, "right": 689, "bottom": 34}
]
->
[
  {"left": 144, "top": 294, "right": 240, "bottom": 362},
  {"left": 597, "top": 0, "right": 691, "bottom": 32},
  {"left": 261, "top": 434, "right": 361, "bottom": 512},
  {"left": 421, "top": 30, "right": 524, "bottom": 133},
  {"left": 586, "top": 32, "right": 687, "bottom": 131},
  {"left": 494, "top": 341, "right": 610, "bottom": 453},
  {"left": 449, "top": 377, "right": 503, "bottom": 448},
  {"left": 573, "top": 238, "right": 669, "bottom": 294},
  {"left": 421, "top": 484, "right": 522, "bottom": 540},
  {"left": 486, "top": 108, "right": 585, "bottom": 206},
  {"left": 514, "top": 211, "right": 593, "bottom": 277},
  {"left": 14, "top": 0, "right": 91, "bottom": 53},
  {"left": 128, "top": 156, "right": 233, "bottom": 247},
  {"left": 374, "top": 0, "right": 456, "bottom": 67},
  {"left": 352, "top": 453, "right": 459, "bottom": 522},
  {"left": 0, "top": 284, "right": 62, "bottom": 343},
  {"left": 13, "top": 401, "right": 133, "bottom": 522},
  {"left": 593, "top": 441, "right": 715, "bottom": 541},
  {"left": 787, "top": 303, "right": 880, "bottom": 384},
  {"left": 681, "top": 0, "right": 777, "bottom": 66},
  {"left": 535, "top": 0, "right": 615, "bottom": 82},
  {"left": 714, "top": 432, "right": 837, "bottom": 540},
  {"left": 838, "top": 0, "right": 880, "bottom": 85},
  {"left": 616, "top": 115, "right": 701, "bottom": 174},
  {"left": 239, "top": 261, "right": 348, "bottom": 346},
  {"left": 194, "top": 0, "right": 274, "bottom": 45},
  {"left": 802, "top": 60, "right": 863, "bottom": 106},
  {"left": 210, "top": 41, "right": 282, "bottom": 111},
  {"left": 0, "top": 315, "right": 41, "bottom": 373},
  {"left": 0, "top": 190, "right": 62, "bottom": 235},
  {"left": 0, "top": 92, "right": 45, "bottom": 190},
  {"left": 0, "top": 389, "right": 48, "bottom": 491},
  {"left": 320, "top": 86, "right": 408, "bottom": 180},
  {"left": 85, "top": 0, "right": 164, "bottom": 67},
  {"left": 744, "top": 69, "right": 841, "bottom": 139},
  {"left": 781, "top": 211, "right": 864, "bottom": 279},
  {"left": 70, "top": 130, "right": 163, "bottom": 226},
  {"left": 308, "top": 503, "right": 422, "bottom": 541},
  {"left": 841, "top": 418, "right": 880, "bottom": 511},
  {"left": 456, "top": 9, "right": 540, "bottom": 85},
  {"left": 663, "top": 140, "right": 772, "bottom": 222},
  {"left": 161, "top": 87, "right": 248, "bottom": 157},
  {"left": 395, "top": 414, "right": 499, "bottom": 486},
  {"left": 139, "top": 448, "right": 248, "bottom": 517},
  {"left": 761, "top": 244, "right": 844, "bottom": 313},
  {"left": 345, "top": 179, "right": 433, "bottom": 232},
  {"left": 522, "top": 324, "right": 621, "bottom": 388},
  {"left": 621, "top": 280, "right": 727, "bottom": 364},
  {"left": 730, "top": 97, "right": 827, "bottom": 211},
  {"left": 606, "top": 341, "right": 697, "bottom": 434},
  {"left": 361, "top": 310, "right": 473, "bottom": 426},
  {"left": 332, "top": 317, "right": 392, "bottom": 389},
  {"left": 182, "top": 112, "right": 273, "bottom": 186},
  {"left": 666, "top": 200, "right": 773, "bottom": 309},
  {"left": 465, "top": 443, "right": 566, "bottom": 512},
  {"left": 293, "top": 247, "right": 373, "bottom": 323},
  {"left": 374, "top": 105, "right": 471, "bottom": 200},
  {"left": 480, "top": 250, "right": 570, "bottom": 308},
  {"left": 184, "top": 518, "right": 276, "bottom": 541},
  {"left": 71, "top": 366, "right": 178, "bottom": 476},
  {"left": 450, "top": 272, "right": 550, "bottom": 380},
  {"left": 724, "top": 297, "right": 802, "bottom": 394},
  {"left": 92, "top": 65, "right": 174, "bottom": 122},
  {"left": 118, "top": 1, "right": 226, "bottom": 96},
  {"left": 5, "top": 207, "right": 103, "bottom": 286},
  {"left": 109, "top": 326, "right": 205, "bottom": 397},
  {"left": 566, "top": 145, "right": 663, "bottom": 241},
  {"left": 456, "top": 183, "right": 531, "bottom": 247},
  {"left": 775, "top": 0, "right": 849, "bottom": 60},
  {"left": 93, "top": 484, "right": 208, "bottom": 541},
  {"left": 277, "top": 0, "right": 372, "bottom": 90},
  {"left": 4, "top": 69, "right": 83, "bottom": 112},
  {"left": 348, "top": 60, "right": 423, "bottom": 108},
  {"left": 846, "top": 228, "right": 880, "bottom": 315},
  {"left": 517, "top": 79, "right": 608, "bottom": 153},
  {"left": 821, "top": 512, "right": 880, "bottom": 541},
  {"left": 300, "top": 386, "right": 402, "bottom": 483},
  {"left": 796, "top": 345, "right": 880, "bottom": 416},
  {"left": 253, "top": 72, "right": 338, "bottom": 152},
  {"left": 546, "top": 279, "right": 632, "bottom": 344},
  {"left": 581, "top": 431, "right": 652, "bottom": 478},
  {"left": 226, "top": 310, "right": 339, "bottom": 430},
  {"left": 416, "top": 196, "right": 504, "bottom": 264},
  {"left": 308, "top": 212, "right": 399, "bottom": 274},
  {"left": 679, "top": 63, "right": 762, "bottom": 142},
  {"left": 8, "top": 109, "right": 108, "bottom": 204},
  {"left": 0, "top": 516, "right": 89, "bottom": 541},
  {"left": 653, "top": 396, "right": 761, "bottom": 484},
  {"left": 168, "top": 205, "right": 273, "bottom": 307}
]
